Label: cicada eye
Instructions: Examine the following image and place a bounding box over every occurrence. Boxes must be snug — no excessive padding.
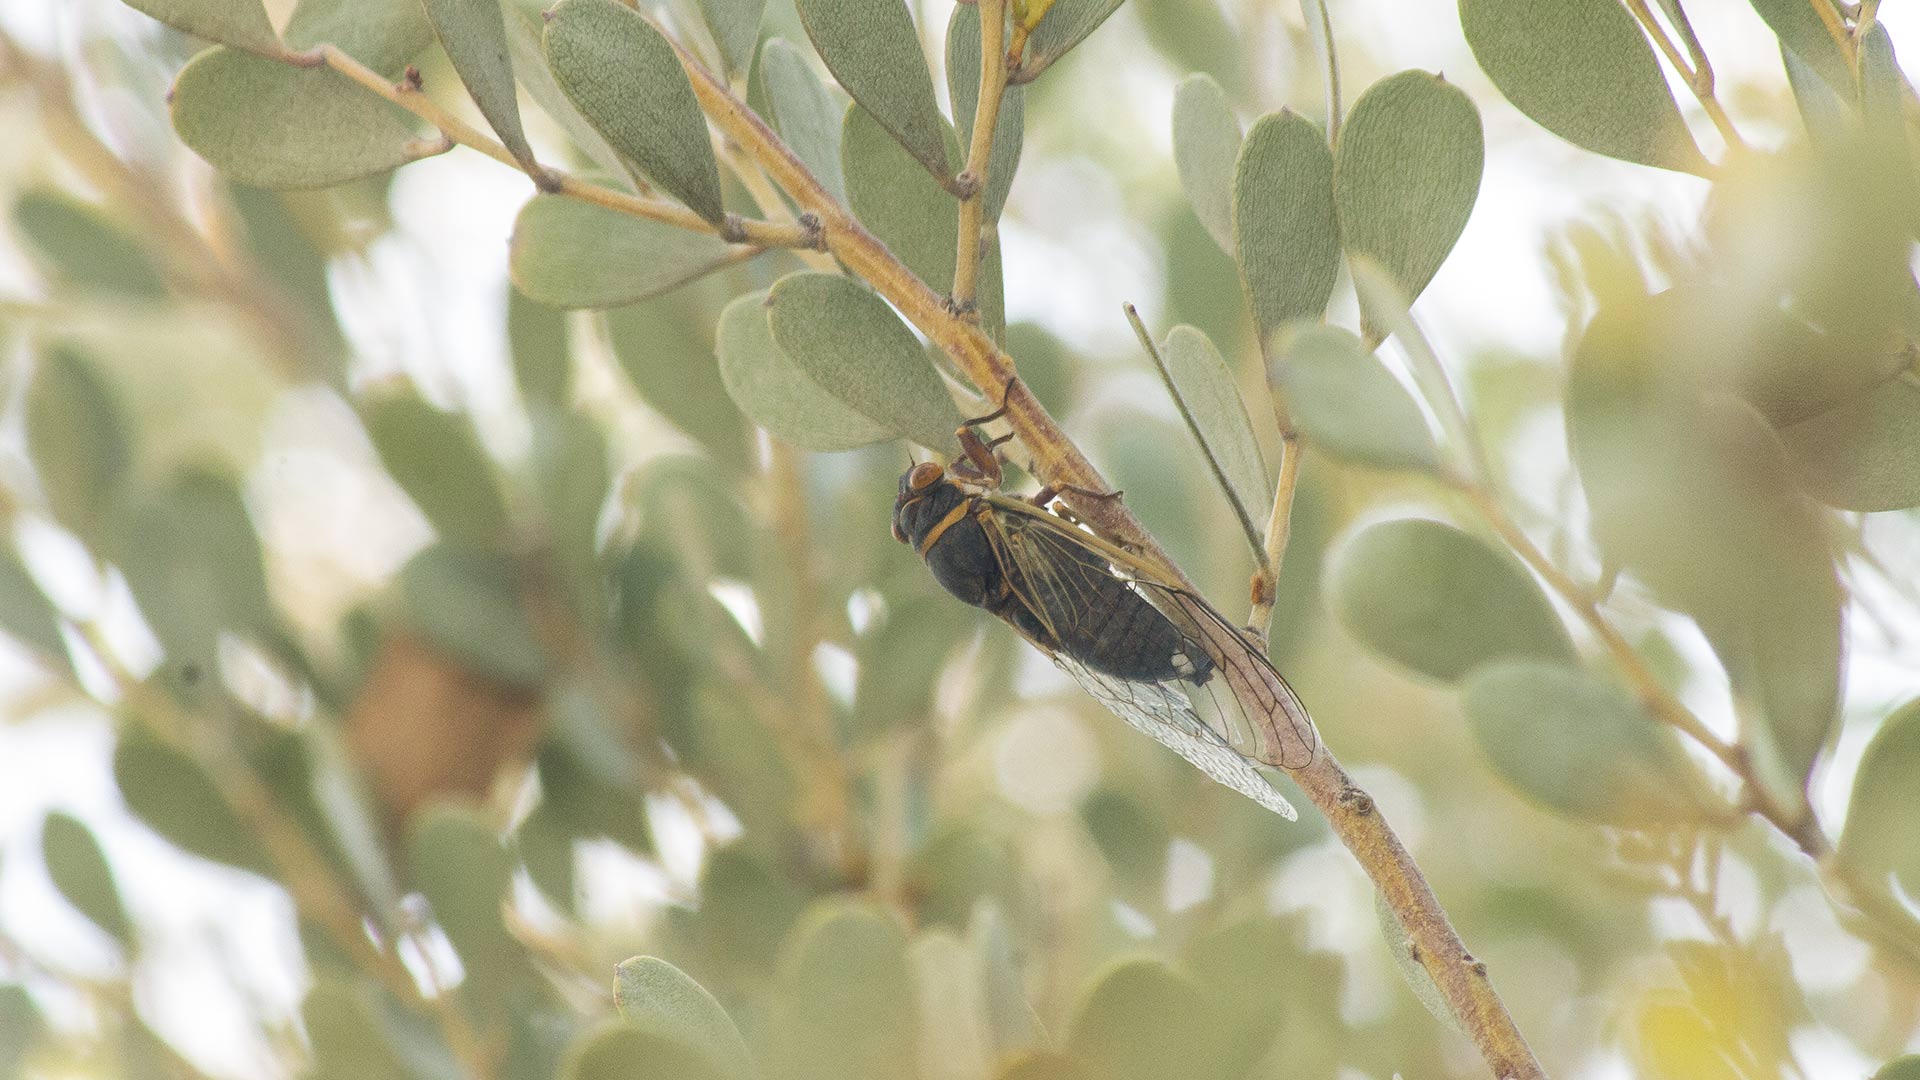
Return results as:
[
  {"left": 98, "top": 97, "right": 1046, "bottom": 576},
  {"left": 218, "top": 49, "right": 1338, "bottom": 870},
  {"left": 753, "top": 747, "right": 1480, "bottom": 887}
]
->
[{"left": 908, "top": 462, "right": 944, "bottom": 491}]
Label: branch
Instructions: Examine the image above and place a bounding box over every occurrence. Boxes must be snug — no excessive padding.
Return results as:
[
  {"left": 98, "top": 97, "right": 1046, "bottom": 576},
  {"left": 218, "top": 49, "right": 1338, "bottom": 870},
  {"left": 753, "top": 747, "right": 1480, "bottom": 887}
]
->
[
  {"left": 952, "top": 0, "right": 1008, "bottom": 314},
  {"left": 663, "top": 37, "right": 1549, "bottom": 1080},
  {"left": 1620, "top": 0, "right": 1749, "bottom": 154}
]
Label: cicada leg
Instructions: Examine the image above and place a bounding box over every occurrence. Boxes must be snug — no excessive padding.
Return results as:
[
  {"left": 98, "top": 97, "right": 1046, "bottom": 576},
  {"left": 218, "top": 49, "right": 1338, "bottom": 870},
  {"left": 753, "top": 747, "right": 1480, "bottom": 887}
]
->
[
  {"left": 953, "top": 376, "right": 1022, "bottom": 487},
  {"left": 1030, "top": 482, "right": 1124, "bottom": 510}
]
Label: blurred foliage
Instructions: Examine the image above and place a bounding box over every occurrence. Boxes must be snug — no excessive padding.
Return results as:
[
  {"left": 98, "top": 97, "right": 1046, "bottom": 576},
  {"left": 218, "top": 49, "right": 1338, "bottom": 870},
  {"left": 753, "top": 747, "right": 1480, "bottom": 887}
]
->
[{"left": 0, "top": 1, "right": 1916, "bottom": 1080}]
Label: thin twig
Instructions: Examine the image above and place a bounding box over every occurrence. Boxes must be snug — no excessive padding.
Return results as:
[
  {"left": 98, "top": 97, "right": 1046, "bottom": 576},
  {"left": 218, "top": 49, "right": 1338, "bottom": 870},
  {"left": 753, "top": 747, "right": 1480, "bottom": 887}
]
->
[
  {"left": 660, "top": 36, "right": 1549, "bottom": 1080},
  {"left": 1620, "top": 0, "right": 1748, "bottom": 153},
  {"left": 1247, "top": 433, "right": 1300, "bottom": 636},
  {"left": 952, "top": 0, "right": 1008, "bottom": 314},
  {"left": 1810, "top": 0, "right": 1855, "bottom": 59}
]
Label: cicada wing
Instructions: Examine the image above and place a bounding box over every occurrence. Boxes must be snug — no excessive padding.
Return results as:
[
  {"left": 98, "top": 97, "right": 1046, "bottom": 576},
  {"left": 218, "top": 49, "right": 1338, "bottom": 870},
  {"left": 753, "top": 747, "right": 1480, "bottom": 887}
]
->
[
  {"left": 1051, "top": 653, "right": 1298, "bottom": 820},
  {"left": 1133, "top": 582, "right": 1319, "bottom": 771}
]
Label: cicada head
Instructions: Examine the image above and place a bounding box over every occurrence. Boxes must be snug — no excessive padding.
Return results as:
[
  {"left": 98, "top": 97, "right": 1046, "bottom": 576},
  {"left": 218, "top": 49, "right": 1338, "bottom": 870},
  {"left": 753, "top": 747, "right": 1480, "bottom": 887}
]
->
[{"left": 891, "top": 461, "right": 966, "bottom": 546}]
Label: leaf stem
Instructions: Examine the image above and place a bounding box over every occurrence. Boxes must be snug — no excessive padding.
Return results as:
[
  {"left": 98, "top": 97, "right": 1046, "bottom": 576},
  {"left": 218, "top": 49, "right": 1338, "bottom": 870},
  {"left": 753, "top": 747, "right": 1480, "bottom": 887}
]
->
[
  {"left": 1619, "top": 0, "right": 1749, "bottom": 154},
  {"left": 1247, "top": 433, "right": 1300, "bottom": 636},
  {"left": 664, "top": 36, "right": 1549, "bottom": 1080},
  {"left": 1810, "top": 0, "right": 1855, "bottom": 60},
  {"left": 952, "top": 0, "right": 1009, "bottom": 315}
]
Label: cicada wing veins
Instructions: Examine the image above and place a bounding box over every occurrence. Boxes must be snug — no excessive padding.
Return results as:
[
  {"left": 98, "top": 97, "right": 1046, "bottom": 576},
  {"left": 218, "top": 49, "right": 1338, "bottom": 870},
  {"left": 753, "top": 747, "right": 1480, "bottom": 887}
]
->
[
  {"left": 1134, "top": 583, "right": 1319, "bottom": 771},
  {"left": 1050, "top": 653, "right": 1299, "bottom": 821}
]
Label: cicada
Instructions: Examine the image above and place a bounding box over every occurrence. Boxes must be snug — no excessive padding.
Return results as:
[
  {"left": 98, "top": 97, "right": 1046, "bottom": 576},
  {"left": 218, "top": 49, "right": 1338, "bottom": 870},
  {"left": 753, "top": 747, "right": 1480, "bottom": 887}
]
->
[{"left": 891, "top": 410, "right": 1316, "bottom": 819}]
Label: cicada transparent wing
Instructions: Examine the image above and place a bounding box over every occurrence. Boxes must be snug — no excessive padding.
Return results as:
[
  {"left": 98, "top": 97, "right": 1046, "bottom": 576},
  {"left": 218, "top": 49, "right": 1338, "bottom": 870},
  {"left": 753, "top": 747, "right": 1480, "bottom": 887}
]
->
[{"left": 979, "top": 496, "right": 1313, "bottom": 819}]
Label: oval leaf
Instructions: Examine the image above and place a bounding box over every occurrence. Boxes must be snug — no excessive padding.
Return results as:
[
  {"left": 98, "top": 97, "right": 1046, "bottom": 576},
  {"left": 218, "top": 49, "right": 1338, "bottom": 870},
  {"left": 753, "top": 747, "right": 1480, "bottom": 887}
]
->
[
  {"left": 1334, "top": 70, "right": 1483, "bottom": 306},
  {"left": 170, "top": 47, "right": 438, "bottom": 190},
  {"left": 1156, "top": 325, "right": 1271, "bottom": 536},
  {"left": 399, "top": 545, "right": 549, "bottom": 688},
  {"left": 114, "top": 732, "right": 269, "bottom": 875},
  {"left": 1458, "top": 0, "right": 1708, "bottom": 174},
  {"left": 774, "top": 901, "right": 918, "bottom": 1080},
  {"left": 41, "top": 812, "right": 134, "bottom": 948},
  {"left": 509, "top": 195, "right": 741, "bottom": 309},
  {"left": 761, "top": 38, "right": 849, "bottom": 204},
  {"left": 766, "top": 272, "right": 962, "bottom": 452},
  {"left": 564, "top": 1020, "right": 731, "bottom": 1080},
  {"left": 406, "top": 803, "right": 520, "bottom": 997},
  {"left": 361, "top": 391, "right": 508, "bottom": 551},
  {"left": 1172, "top": 73, "right": 1240, "bottom": 253},
  {"left": 1275, "top": 322, "right": 1437, "bottom": 472},
  {"left": 1748, "top": 0, "right": 1853, "bottom": 97},
  {"left": 613, "top": 957, "right": 755, "bottom": 1080},
  {"left": 843, "top": 104, "right": 960, "bottom": 295},
  {"left": 423, "top": 0, "right": 537, "bottom": 171},
  {"left": 114, "top": 471, "right": 275, "bottom": 672},
  {"left": 605, "top": 286, "right": 752, "bottom": 469},
  {"left": 1783, "top": 375, "right": 1920, "bottom": 511},
  {"left": 13, "top": 192, "right": 168, "bottom": 299},
  {"left": 1020, "top": 0, "right": 1126, "bottom": 81},
  {"left": 716, "top": 290, "right": 893, "bottom": 450},
  {"left": 1233, "top": 110, "right": 1339, "bottom": 339},
  {"left": 26, "top": 347, "right": 131, "bottom": 542},
  {"left": 797, "top": 0, "right": 951, "bottom": 182},
  {"left": 1332, "top": 517, "right": 1574, "bottom": 682},
  {"left": 698, "top": 0, "right": 767, "bottom": 80},
  {"left": 948, "top": 4, "right": 1025, "bottom": 222},
  {"left": 0, "top": 554, "right": 67, "bottom": 665},
  {"left": 123, "top": 0, "right": 282, "bottom": 56},
  {"left": 1065, "top": 958, "right": 1226, "bottom": 1080},
  {"left": 1839, "top": 699, "right": 1920, "bottom": 901},
  {"left": 1462, "top": 660, "right": 1703, "bottom": 828},
  {"left": 544, "top": 0, "right": 727, "bottom": 223}
]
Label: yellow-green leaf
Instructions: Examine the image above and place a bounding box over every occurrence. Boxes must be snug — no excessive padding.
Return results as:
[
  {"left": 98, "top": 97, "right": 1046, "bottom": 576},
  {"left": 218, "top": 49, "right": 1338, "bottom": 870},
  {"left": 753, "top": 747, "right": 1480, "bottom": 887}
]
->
[
  {"left": 697, "top": 0, "right": 767, "bottom": 80},
  {"left": 360, "top": 391, "right": 508, "bottom": 551},
  {"left": 1172, "top": 74, "right": 1240, "bottom": 253},
  {"left": 1458, "top": 0, "right": 1708, "bottom": 174},
  {"left": 121, "top": 0, "right": 283, "bottom": 57},
  {"left": 0, "top": 555, "right": 67, "bottom": 666},
  {"left": 774, "top": 901, "right": 918, "bottom": 1080},
  {"left": 26, "top": 347, "right": 130, "bottom": 542},
  {"left": 1748, "top": 0, "right": 1853, "bottom": 97},
  {"left": 797, "top": 0, "right": 952, "bottom": 182},
  {"left": 1839, "top": 699, "right": 1920, "bottom": 901},
  {"left": 1153, "top": 324, "right": 1270, "bottom": 543},
  {"left": 1065, "top": 958, "right": 1229, "bottom": 1080},
  {"left": 1233, "top": 110, "right": 1338, "bottom": 338},
  {"left": 1334, "top": 70, "right": 1482, "bottom": 307},
  {"left": 41, "top": 812, "right": 134, "bottom": 948},
  {"left": 509, "top": 195, "right": 742, "bottom": 309},
  {"left": 13, "top": 192, "right": 168, "bottom": 299},
  {"left": 842, "top": 90, "right": 961, "bottom": 296},
  {"left": 766, "top": 273, "right": 962, "bottom": 452},
  {"left": 1783, "top": 375, "right": 1920, "bottom": 511},
  {"left": 544, "top": 0, "right": 727, "bottom": 223},
  {"left": 612, "top": 957, "right": 754, "bottom": 1080},
  {"left": 1331, "top": 517, "right": 1573, "bottom": 682},
  {"left": 114, "top": 731, "right": 269, "bottom": 875},
  {"left": 761, "top": 38, "right": 849, "bottom": 204},
  {"left": 399, "top": 545, "right": 549, "bottom": 688},
  {"left": 1019, "top": 0, "right": 1125, "bottom": 81}
]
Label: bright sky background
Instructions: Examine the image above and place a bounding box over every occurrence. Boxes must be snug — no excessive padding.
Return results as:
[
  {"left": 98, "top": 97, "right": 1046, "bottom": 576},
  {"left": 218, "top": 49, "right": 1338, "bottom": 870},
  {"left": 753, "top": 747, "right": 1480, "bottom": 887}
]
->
[{"left": 1, "top": 1, "right": 1918, "bottom": 1077}]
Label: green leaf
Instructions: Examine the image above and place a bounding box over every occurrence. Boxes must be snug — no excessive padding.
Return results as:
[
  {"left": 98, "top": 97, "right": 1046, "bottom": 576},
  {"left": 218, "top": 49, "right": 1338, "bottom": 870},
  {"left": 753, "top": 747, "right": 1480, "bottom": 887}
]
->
[
  {"left": 508, "top": 286, "right": 571, "bottom": 410},
  {"left": 697, "top": 0, "right": 767, "bottom": 80},
  {"left": 302, "top": 976, "right": 412, "bottom": 1080},
  {"left": 114, "top": 731, "right": 270, "bottom": 875},
  {"left": 775, "top": 901, "right": 918, "bottom": 1080},
  {"left": 1839, "top": 699, "right": 1920, "bottom": 900},
  {"left": 505, "top": 7, "right": 629, "bottom": 183},
  {"left": 41, "top": 812, "right": 134, "bottom": 948},
  {"left": 563, "top": 1021, "right": 730, "bottom": 1080},
  {"left": 796, "top": 0, "right": 951, "bottom": 182},
  {"left": 948, "top": 5, "right": 1025, "bottom": 222},
  {"left": 612, "top": 957, "right": 755, "bottom": 1080},
  {"left": 114, "top": 471, "right": 275, "bottom": 672},
  {"left": 13, "top": 192, "right": 168, "bottom": 299},
  {"left": 423, "top": 0, "right": 537, "bottom": 171},
  {"left": 1876, "top": 1056, "right": 1920, "bottom": 1080},
  {"left": 284, "top": 0, "right": 433, "bottom": 66},
  {"left": 1334, "top": 71, "right": 1482, "bottom": 307},
  {"left": 1233, "top": 110, "right": 1339, "bottom": 338},
  {"left": 1172, "top": 74, "right": 1241, "bottom": 254},
  {"left": 0, "top": 555, "right": 67, "bottom": 665},
  {"left": 169, "top": 47, "right": 437, "bottom": 190},
  {"left": 1748, "top": 0, "right": 1853, "bottom": 98},
  {"left": 528, "top": 411, "right": 612, "bottom": 616},
  {"left": 1458, "top": 0, "right": 1708, "bottom": 174},
  {"left": 1783, "top": 375, "right": 1920, "bottom": 511},
  {"left": 509, "top": 195, "right": 741, "bottom": 309},
  {"left": 121, "top": 0, "right": 283, "bottom": 56},
  {"left": 909, "top": 931, "right": 993, "bottom": 1080},
  {"left": 406, "top": 803, "right": 522, "bottom": 1000},
  {"left": 361, "top": 391, "right": 508, "bottom": 551},
  {"left": 543, "top": 0, "right": 727, "bottom": 223},
  {"left": 0, "top": 984, "right": 44, "bottom": 1080},
  {"left": 1275, "top": 322, "right": 1437, "bottom": 472},
  {"left": 1020, "top": 0, "right": 1126, "bottom": 80},
  {"left": 1065, "top": 958, "right": 1229, "bottom": 1080},
  {"left": 1461, "top": 660, "right": 1704, "bottom": 828},
  {"left": 843, "top": 105, "right": 961, "bottom": 295},
  {"left": 399, "top": 545, "right": 549, "bottom": 688},
  {"left": 766, "top": 272, "right": 962, "bottom": 452},
  {"left": 1331, "top": 517, "right": 1574, "bottom": 682},
  {"left": 1152, "top": 324, "right": 1270, "bottom": 544},
  {"left": 26, "top": 347, "right": 131, "bottom": 541},
  {"left": 716, "top": 290, "right": 893, "bottom": 450},
  {"left": 604, "top": 282, "right": 752, "bottom": 469},
  {"left": 760, "top": 39, "right": 849, "bottom": 205},
  {"left": 1373, "top": 889, "right": 1463, "bottom": 1034},
  {"left": 515, "top": 802, "right": 577, "bottom": 914}
]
